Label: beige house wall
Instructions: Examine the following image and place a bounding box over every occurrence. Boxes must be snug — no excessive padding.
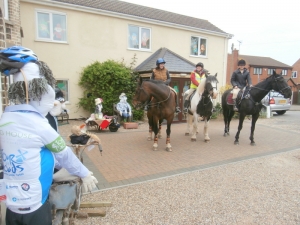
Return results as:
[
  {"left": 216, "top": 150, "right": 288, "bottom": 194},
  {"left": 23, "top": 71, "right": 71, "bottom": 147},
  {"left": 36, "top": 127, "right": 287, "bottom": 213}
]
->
[{"left": 20, "top": 1, "right": 229, "bottom": 118}]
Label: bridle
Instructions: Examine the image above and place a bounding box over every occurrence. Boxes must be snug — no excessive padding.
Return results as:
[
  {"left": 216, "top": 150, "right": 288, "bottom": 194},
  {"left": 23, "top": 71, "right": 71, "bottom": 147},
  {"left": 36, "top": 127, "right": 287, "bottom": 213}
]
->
[
  {"left": 133, "top": 82, "right": 171, "bottom": 109},
  {"left": 251, "top": 74, "right": 290, "bottom": 95}
]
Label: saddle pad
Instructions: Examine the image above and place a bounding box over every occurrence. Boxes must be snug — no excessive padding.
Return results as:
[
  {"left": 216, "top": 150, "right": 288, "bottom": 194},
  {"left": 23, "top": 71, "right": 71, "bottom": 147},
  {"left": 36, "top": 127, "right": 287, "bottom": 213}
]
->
[{"left": 227, "top": 93, "right": 234, "bottom": 105}]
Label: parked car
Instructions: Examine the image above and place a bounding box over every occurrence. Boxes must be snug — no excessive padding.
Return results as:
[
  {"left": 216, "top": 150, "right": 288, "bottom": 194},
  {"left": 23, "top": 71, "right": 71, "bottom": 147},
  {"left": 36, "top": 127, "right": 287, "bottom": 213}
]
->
[{"left": 261, "top": 90, "right": 291, "bottom": 115}]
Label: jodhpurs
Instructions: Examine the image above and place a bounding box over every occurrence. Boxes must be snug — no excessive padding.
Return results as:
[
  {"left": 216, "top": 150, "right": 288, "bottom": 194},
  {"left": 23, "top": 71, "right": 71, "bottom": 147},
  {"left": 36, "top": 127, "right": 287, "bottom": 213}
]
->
[{"left": 232, "top": 88, "right": 240, "bottom": 99}]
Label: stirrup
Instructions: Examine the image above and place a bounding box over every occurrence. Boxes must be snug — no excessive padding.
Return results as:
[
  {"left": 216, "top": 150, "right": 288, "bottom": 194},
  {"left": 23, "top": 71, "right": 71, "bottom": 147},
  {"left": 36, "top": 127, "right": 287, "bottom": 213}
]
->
[
  {"left": 175, "top": 107, "right": 181, "bottom": 113},
  {"left": 233, "top": 106, "right": 239, "bottom": 112}
]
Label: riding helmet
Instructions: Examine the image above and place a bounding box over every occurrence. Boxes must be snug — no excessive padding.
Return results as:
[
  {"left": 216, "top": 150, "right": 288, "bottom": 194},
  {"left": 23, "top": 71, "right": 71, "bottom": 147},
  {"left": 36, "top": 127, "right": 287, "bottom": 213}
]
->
[
  {"left": 238, "top": 59, "right": 246, "bottom": 66},
  {"left": 156, "top": 58, "right": 166, "bottom": 66},
  {"left": 196, "top": 62, "right": 204, "bottom": 68},
  {"left": 0, "top": 46, "right": 38, "bottom": 63}
]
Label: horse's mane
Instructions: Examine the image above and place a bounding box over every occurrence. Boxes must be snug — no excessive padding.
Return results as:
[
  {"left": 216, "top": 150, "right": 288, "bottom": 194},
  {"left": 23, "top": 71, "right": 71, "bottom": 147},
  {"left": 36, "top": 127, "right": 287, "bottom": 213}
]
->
[
  {"left": 206, "top": 75, "right": 218, "bottom": 84},
  {"left": 144, "top": 80, "right": 166, "bottom": 85}
]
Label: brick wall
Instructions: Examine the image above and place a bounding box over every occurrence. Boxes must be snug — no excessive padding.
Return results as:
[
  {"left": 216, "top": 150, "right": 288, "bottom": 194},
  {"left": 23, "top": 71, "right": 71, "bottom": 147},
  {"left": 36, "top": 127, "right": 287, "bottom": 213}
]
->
[{"left": 6, "top": 0, "right": 21, "bottom": 46}]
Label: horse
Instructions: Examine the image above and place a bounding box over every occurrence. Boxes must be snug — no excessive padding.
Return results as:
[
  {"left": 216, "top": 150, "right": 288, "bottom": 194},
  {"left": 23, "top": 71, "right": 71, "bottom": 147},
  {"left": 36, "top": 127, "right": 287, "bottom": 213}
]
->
[
  {"left": 222, "top": 70, "right": 292, "bottom": 145},
  {"left": 184, "top": 74, "right": 218, "bottom": 142},
  {"left": 132, "top": 80, "right": 176, "bottom": 151}
]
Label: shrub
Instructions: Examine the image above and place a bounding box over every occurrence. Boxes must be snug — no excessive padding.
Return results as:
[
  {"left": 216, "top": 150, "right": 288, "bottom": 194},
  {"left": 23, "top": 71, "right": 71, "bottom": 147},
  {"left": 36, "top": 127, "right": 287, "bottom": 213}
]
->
[{"left": 78, "top": 56, "right": 144, "bottom": 120}]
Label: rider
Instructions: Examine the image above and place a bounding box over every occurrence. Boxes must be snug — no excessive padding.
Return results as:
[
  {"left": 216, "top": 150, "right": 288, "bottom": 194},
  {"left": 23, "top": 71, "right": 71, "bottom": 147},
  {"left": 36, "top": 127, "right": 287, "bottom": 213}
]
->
[
  {"left": 0, "top": 46, "right": 98, "bottom": 225},
  {"left": 150, "top": 58, "right": 181, "bottom": 113},
  {"left": 230, "top": 59, "right": 252, "bottom": 111},
  {"left": 183, "top": 62, "right": 207, "bottom": 114}
]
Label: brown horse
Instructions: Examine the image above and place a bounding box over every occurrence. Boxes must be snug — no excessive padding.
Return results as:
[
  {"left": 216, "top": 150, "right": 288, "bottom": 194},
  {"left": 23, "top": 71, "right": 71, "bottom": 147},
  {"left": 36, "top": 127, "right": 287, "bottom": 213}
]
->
[{"left": 132, "top": 80, "right": 176, "bottom": 151}]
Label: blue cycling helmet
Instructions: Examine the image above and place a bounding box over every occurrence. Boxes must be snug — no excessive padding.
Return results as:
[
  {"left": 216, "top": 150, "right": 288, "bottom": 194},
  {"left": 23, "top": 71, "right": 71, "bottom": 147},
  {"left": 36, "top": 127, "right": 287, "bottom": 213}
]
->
[
  {"left": 156, "top": 58, "right": 166, "bottom": 66},
  {"left": 0, "top": 46, "right": 38, "bottom": 63}
]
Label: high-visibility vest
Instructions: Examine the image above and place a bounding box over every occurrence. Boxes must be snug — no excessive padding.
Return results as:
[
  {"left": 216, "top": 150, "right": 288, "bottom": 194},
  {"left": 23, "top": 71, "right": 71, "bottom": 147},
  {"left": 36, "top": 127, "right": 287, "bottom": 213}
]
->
[{"left": 190, "top": 71, "right": 205, "bottom": 89}]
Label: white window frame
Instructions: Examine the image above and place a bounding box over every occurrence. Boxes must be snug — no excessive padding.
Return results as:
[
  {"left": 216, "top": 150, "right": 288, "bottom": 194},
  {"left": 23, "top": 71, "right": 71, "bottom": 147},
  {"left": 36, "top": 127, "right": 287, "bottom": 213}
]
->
[
  {"left": 254, "top": 68, "right": 262, "bottom": 75},
  {"left": 281, "top": 69, "right": 287, "bottom": 76},
  {"left": 268, "top": 68, "right": 275, "bottom": 75},
  {"left": 292, "top": 71, "right": 297, "bottom": 78},
  {"left": 56, "top": 79, "right": 69, "bottom": 103},
  {"left": 35, "top": 9, "right": 67, "bottom": 43},
  {"left": 4, "top": 0, "right": 8, "bottom": 20},
  {"left": 128, "top": 25, "right": 151, "bottom": 51},
  {"left": 190, "top": 36, "right": 207, "bottom": 57}
]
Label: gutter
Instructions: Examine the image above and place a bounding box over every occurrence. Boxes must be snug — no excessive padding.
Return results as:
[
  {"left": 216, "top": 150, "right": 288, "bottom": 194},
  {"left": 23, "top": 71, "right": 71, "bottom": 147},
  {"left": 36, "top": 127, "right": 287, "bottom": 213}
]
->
[{"left": 21, "top": 0, "right": 232, "bottom": 38}]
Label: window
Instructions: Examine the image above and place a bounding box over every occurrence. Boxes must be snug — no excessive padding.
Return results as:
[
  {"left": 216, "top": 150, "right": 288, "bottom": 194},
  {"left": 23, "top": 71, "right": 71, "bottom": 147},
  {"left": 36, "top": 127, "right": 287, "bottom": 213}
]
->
[
  {"left": 4, "top": 0, "right": 8, "bottom": 20},
  {"left": 56, "top": 79, "right": 69, "bottom": 102},
  {"left": 281, "top": 69, "right": 287, "bottom": 76},
  {"left": 254, "top": 68, "right": 262, "bottom": 75},
  {"left": 128, "top": 25, "right": 151, "bottom": 50},
  {"left": 292, "top": 71, "right": 297, "bottom": 78},
  {"left": 268, "top": 68, "right": 275, "bottom": 75},
  {"left": 190, "top": 36, "right": 207, "bottom": 56},
  {"left": 36, "top": 10, "right": 67, "bottom": 42}
]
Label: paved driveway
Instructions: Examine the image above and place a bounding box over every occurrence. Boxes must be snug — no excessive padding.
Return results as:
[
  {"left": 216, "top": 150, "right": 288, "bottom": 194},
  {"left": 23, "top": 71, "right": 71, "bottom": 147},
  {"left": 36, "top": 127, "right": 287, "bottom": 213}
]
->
[{"left": 59, "top": 111, "right": 300, "bottom": 191}]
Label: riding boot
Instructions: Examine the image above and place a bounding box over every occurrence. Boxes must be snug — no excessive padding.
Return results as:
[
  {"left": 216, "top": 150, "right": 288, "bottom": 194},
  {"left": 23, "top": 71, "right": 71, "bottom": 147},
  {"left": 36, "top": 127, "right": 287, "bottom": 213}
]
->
[
  {"left": 233, "top": 99, "right": 238, "bottom": 111},
  {"left": 183, "top": 99, "right": 190, "bottom": 114}
]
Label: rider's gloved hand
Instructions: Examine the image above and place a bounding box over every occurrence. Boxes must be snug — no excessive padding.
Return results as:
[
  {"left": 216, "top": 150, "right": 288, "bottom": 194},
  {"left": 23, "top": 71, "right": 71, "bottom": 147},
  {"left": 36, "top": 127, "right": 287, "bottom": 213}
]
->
[{"left": 82, "top": 171, "right": 98, "bottom": 193}]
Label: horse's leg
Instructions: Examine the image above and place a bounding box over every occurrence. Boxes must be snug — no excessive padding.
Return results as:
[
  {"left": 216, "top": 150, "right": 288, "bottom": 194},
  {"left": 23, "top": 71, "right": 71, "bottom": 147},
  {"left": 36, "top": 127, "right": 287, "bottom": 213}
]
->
[
  {"left": 191, "top": 112, "right": 198, "bottom": 142},
  {"left": 185, "top": 114, "right": 192, "bottom": 136},
  {"left": 249, "top": 112, "right": 259, "bottom": 146},
  {"left": 147, "top": 125, "right": 153, "bottom": 141},
  {"left": 165, "top": 118, "right": 172, "bottom": 152},
  {"left": 223, "top": 107, "right": 229, "bottom": 136},
  {"left": 234, "top": 112, "right": 245, "bottom": 145},
  {"left": 152, "top": 116, "right": 159, "bottom": 151},
  {"left": 158, "top": 119, "right": 163, "bottom": 139},
  {"left": 203, "top": 118, "right": 210, "bottom": 142}
]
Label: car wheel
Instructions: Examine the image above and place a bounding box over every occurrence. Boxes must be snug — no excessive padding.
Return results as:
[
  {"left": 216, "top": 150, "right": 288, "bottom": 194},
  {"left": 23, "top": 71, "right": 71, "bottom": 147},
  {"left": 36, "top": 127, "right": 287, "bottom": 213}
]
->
[{"left": 276, "top": 110, "right": 286, "bottom": 115}]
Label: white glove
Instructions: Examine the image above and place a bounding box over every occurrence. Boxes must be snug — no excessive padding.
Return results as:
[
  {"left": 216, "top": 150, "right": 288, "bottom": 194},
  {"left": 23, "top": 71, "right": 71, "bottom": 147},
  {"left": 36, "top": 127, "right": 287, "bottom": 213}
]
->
[
  {"left": 81, "top": 171, "right": 98, "bottom": 193},
  {"left": 119, "top": 111, "right": 122, "bottom": 116}
]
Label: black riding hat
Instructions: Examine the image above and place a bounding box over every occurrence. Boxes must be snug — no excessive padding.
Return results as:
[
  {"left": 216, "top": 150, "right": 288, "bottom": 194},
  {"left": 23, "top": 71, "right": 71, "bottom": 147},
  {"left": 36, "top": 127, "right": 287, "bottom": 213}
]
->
[
  {"left": 238, "top": 59, "right": 246, "bottom": 66},
  {"left": 196, "top": 62, "right": 204, "bottom": 68}
]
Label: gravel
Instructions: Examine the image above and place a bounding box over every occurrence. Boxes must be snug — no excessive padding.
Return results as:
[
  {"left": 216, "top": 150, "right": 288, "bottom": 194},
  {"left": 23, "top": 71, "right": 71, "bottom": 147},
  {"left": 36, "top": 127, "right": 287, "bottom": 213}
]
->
[{"left": 76, "top": 149, "right": 300, "bottom": 225}]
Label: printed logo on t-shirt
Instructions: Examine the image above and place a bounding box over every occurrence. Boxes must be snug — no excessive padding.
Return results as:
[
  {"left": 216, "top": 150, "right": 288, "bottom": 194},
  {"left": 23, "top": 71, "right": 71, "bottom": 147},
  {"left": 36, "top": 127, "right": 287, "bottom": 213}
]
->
[
  {"left": 21, "top": 183, "right": 30, "bottom": 191},
  {"left": 46, "top": 136, "right": 66, "bottom": 153}
]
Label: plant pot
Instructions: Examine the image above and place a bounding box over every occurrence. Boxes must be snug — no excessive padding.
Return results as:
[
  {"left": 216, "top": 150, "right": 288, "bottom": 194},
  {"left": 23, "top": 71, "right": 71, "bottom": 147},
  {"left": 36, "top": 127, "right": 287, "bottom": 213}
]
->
[{"left": 123, "top": 122, "right": 138, "bottom": 129}]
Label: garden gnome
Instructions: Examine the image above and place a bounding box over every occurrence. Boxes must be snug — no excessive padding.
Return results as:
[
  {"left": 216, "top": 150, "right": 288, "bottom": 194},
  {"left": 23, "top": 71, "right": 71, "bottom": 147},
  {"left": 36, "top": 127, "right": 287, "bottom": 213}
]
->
[
  {"left": 116, "top": 93, "right": 132, "bottom": 122},
  {"left": 94, "top": 98, "right": 103, "bottom": 119}
]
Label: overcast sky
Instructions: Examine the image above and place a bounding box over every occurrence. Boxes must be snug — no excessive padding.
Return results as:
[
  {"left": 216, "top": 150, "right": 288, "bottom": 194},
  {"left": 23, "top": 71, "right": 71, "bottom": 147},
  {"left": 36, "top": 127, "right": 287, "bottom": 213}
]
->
[{"left": 121, "top": 0, "right": 300, "bottom": 66}]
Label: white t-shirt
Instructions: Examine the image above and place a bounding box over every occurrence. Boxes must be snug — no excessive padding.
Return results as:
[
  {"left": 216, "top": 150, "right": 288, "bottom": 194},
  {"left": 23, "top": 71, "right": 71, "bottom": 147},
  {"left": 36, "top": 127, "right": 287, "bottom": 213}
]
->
[{"left": 0, "top": 104, "right": 89, "bottom": 214}]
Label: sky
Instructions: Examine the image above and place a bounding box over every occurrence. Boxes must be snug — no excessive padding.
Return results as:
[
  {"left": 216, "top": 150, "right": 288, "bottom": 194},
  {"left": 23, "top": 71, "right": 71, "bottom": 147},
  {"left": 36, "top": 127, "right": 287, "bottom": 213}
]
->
[{"left": 121, "top": 0, "right": 300, "bottom": 66}]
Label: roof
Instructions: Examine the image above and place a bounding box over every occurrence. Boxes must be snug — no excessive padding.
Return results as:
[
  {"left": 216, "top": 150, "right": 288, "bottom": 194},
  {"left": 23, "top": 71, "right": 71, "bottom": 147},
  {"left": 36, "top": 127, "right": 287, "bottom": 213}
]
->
[
  {"left": 239, "top": 55, "right": 292, "bottom": 68},
  {"left": 135, "top": 47, "right": 196, "bottom": 73},
  {"left": 52, "top": 0, "right": 227, "bottom": 35}
]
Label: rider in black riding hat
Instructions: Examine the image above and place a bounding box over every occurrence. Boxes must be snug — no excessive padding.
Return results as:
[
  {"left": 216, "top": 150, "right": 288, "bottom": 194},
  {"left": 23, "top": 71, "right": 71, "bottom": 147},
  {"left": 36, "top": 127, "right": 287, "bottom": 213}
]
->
[{"left": 230, "top": 59, "right": 252, "bottom": 111}]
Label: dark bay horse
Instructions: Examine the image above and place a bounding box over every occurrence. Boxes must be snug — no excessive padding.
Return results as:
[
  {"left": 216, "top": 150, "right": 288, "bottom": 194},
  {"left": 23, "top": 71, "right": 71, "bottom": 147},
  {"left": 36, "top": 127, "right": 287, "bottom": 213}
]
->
[
  {"left": 185, "top": 74, "right": 218, "bottom": 142},
  {"left": 132, "top": 80, "right": 176, "bottom": 151},
  {"left": 222, "top": 70, "right": 292, "bottom": 145}
]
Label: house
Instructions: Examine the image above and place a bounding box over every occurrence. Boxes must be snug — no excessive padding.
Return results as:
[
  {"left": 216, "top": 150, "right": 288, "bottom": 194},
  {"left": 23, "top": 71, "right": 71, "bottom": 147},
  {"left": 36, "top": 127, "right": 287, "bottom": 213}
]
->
[
  {"left": 291, "top": 58, "right": 300, "bottom": 104},
  {"left": 0, "top": 0, "right": 22, "bottom": 114},
  {"left": 1, "top": 0, "right": 232, "bottom": 118}
]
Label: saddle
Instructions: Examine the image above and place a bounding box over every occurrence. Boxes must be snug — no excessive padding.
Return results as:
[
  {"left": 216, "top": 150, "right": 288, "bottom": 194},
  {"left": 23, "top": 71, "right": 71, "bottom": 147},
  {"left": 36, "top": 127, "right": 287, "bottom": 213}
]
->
[{"left": 226, "top": 87, "right": 250, "bottom": 106}]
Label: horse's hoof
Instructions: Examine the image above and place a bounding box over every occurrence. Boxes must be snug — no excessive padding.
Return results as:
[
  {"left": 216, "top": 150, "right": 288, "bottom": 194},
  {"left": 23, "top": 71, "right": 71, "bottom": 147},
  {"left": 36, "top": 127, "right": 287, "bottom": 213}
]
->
[
  {"left": 158, "top": 135, "right": 162, "bottom": 139},
  {"left": 205, "top": 139, "right": 210, "bottom": 143},
  {"left": 191, "top": 138, "right": 196, "bottom": 142},
  {"left": 185, "top": 133, "right": 189, "bottom": 136},
  {"left": 153, "top": 147, "right": 158, "bottom": 151},
  {"left": 234, "top": 141, "right": 239, "bottom": 145},
  {"left": 223, "top": 133, "right": 227, "bottom": 137},
  {"left": 147, "top": 137, "right": 152, "bottom": 141},
  {"left": 250, "top": 142, "right": 256, "bottom": 146},
  {"left": 166, "top": 147, "right": 172, "bottom": 152}
]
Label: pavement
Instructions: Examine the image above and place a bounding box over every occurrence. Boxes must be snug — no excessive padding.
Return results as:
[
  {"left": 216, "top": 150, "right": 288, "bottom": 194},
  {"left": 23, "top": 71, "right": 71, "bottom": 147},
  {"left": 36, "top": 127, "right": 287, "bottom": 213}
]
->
[{"left": 58, "top": 106, "right": 300, "bottom": 192}]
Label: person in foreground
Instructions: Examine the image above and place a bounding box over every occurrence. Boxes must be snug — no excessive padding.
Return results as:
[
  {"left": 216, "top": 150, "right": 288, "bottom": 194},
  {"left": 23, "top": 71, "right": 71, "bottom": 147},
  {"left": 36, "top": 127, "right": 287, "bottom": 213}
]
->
[{"left": 0, "top": 46, "right": 98, "bottom": 225}]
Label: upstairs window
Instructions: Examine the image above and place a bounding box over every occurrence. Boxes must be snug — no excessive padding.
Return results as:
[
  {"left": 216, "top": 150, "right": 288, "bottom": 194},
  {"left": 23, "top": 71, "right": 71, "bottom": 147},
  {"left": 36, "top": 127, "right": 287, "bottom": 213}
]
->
[
  {"left": 268, "top": 68, "right": 275, "bottom": 75},
  {"left": 281, "top": 69, "right": 287, "bottom": 76},
  {"left": 292, "top": 71, "right": 297, "bottom": 78},
  {"left": 128, "top": 25, "right": 151, "bottom": 50},
  {"left": 36, "top": 10, "right": 67, "bottom": 42},
  {"left": 254, "top": 68, "right": 262, "bottom": 75},
  {"left": 190, "top": 36, "right": 207, "bottom": 57}
]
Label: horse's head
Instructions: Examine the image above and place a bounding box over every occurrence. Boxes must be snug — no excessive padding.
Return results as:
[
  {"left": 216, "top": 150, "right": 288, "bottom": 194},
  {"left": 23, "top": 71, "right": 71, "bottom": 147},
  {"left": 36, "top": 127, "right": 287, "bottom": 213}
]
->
[
  {"left": 204, "top": 73, "right": 218, "bottom": 99},
  {"left": 270, "top": 70, "right": 292, "bottom": 98},
  {"left": 132, "top": 81, "right": 150, "bottom": 109}
]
